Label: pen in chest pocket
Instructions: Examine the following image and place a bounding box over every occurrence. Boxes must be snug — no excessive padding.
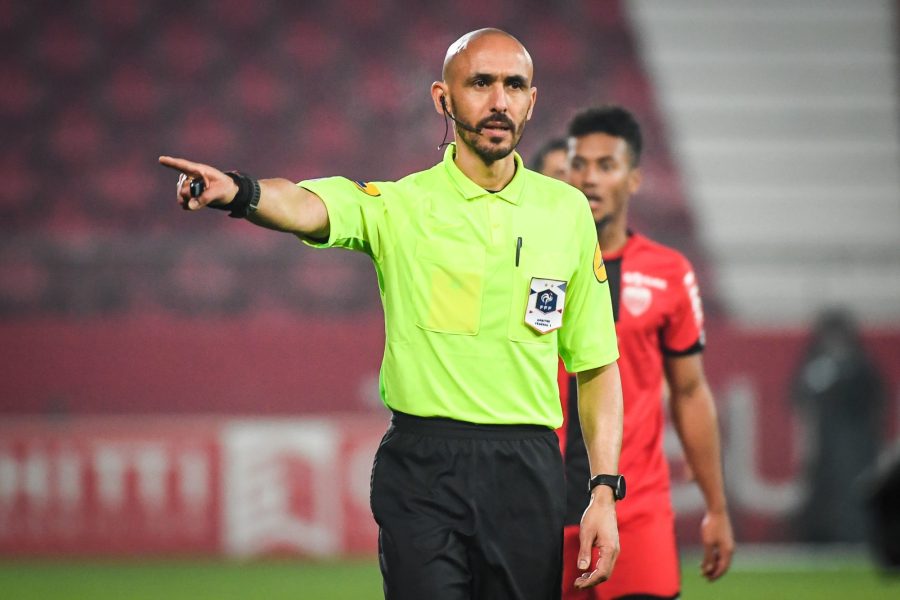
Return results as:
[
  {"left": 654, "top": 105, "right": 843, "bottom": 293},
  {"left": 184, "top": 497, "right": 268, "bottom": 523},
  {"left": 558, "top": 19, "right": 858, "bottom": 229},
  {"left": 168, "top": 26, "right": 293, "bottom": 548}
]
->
[{"left": 515, "top": 236, "right": 522, "bottom": 267}]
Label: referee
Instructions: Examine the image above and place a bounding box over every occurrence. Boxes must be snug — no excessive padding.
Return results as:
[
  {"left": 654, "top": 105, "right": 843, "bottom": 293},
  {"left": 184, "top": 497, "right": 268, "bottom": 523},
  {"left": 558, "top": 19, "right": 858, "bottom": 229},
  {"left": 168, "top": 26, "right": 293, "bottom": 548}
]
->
[{"left": 160, "top": 28, "right": 623, "bottom": 600}]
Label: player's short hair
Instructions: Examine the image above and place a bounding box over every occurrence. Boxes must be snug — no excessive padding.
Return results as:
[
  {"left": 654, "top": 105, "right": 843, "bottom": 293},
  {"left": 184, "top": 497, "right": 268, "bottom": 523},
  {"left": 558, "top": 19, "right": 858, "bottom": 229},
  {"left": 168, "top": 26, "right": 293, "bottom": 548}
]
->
[
  {"left": 568, "top": 105, "right": 643, "bottom": 167},
  {"left": 529, "top": 137, "right": 568, "bottom": 172}
]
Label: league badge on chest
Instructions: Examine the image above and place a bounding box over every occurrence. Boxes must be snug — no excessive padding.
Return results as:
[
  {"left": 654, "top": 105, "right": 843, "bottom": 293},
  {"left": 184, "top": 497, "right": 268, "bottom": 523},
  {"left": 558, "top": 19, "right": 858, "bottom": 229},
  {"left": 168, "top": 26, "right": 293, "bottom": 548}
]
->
[{"left": 525, "top": 278, "right": 567, "bottom": 333}]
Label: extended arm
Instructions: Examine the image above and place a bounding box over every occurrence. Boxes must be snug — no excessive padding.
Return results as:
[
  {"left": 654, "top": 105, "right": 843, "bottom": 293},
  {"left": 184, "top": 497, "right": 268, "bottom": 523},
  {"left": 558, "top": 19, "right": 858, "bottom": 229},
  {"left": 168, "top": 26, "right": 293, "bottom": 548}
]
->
[
  {"left": 573, "top": 361, "right": 623, "bottom": 590},
  {"left": 665, "top": 353, "right": 735, "bottom": 580},
  {"left": 158, "top": 156, "right": 330, "bottom": 239}
]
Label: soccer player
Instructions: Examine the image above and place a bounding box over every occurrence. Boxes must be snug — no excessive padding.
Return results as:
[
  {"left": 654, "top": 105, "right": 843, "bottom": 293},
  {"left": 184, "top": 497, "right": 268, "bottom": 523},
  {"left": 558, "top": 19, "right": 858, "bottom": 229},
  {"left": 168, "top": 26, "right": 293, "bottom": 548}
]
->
[
  {"left": 160, "top": 29, "right": 624, "bottom": 600},
  {"left": 559, "top": 106, "right": 735, "bottom": 599},
  {"left": 531, "top": 137, "right": 570, "bottom": 182}
]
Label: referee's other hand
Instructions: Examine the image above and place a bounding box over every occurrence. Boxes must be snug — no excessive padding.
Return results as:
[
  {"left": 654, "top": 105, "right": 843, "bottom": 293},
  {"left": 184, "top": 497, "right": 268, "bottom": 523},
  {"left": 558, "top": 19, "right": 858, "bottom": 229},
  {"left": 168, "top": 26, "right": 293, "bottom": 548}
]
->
[
  {"left": 158, "top": 156, "right": 239, "bottom": 212},
  {"left": 574, "top": 491, "right": 620, "bottom": 589}
]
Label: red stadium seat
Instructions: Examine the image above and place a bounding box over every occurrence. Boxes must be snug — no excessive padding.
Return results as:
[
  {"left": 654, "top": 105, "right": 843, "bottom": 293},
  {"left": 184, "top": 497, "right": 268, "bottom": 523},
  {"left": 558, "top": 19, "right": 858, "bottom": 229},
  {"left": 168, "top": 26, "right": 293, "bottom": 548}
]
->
[
  {"left": 104, "top": 65, "right": 164, "bottom": 122},
  {"left": 36, "top": 18, "right": 96, "bottom": 74}
]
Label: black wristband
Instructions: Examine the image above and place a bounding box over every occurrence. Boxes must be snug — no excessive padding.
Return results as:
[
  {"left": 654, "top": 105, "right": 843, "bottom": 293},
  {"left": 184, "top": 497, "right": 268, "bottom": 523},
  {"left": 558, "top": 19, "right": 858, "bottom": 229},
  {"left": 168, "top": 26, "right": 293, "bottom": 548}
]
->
[
  {"left": 588, "top": 474, "right": 626, "bottom": 501},
  {"left": 216, "top": 171, "right": 261, "bottom": 219}
]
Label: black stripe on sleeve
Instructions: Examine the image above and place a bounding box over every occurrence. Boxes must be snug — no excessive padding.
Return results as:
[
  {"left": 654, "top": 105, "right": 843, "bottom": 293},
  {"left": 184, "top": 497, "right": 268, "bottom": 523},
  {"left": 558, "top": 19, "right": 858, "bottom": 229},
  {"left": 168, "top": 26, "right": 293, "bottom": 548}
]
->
[
  {"left": 606, "top": 257, "right": 621, "bottom": 322},
  {"left": 661, "top": 338, "right": 705, "bottom": 357}
]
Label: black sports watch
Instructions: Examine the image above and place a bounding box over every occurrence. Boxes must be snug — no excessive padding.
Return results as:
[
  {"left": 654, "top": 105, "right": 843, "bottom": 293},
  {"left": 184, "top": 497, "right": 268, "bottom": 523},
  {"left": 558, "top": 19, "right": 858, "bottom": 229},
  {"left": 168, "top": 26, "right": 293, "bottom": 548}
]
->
[{"left": 588, "top": 474, "right": 626, "bottom": 501}]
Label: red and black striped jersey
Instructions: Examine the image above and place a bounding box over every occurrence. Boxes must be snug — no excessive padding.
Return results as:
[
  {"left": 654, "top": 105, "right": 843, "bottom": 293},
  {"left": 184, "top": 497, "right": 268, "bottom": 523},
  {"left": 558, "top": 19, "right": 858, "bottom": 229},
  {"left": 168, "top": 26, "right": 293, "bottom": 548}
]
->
[{"left": 559, "top": 232, "right": 705, "bottom": 525}]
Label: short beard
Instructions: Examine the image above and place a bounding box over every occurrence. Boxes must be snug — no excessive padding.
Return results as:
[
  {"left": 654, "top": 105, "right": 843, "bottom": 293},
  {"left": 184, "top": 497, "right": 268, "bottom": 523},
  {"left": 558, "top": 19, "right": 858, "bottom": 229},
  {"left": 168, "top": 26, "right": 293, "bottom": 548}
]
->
[
  {"left": 457, "top": 115, "right": 527, "bottom": 165},
  {"left": 461, "top": 133, "right": 514, "bottom": 164}
]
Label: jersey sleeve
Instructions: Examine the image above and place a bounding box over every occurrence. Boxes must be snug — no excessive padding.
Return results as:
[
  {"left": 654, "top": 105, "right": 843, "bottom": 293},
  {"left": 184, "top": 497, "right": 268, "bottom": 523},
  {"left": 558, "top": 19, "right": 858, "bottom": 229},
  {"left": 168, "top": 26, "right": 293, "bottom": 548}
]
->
[
  {"left": 557, "top": 200, "right": 619, "bottom": 372},
  {"left": 296, "top": 177, "right": 386, "bottom": 261},
  {"left": 661, "top": 259, "right": 706, "bottom": 356}
]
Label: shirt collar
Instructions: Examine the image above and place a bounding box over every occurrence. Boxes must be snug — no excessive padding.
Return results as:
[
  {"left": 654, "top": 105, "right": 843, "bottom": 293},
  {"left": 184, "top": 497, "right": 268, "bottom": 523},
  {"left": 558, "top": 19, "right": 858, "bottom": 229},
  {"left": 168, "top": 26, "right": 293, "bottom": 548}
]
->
[
  {"left": 602, "top": 230, "right": 637, "bottom": 261},
  {"left": 442, "top": 143, "right": 525, "bottom": 205}
]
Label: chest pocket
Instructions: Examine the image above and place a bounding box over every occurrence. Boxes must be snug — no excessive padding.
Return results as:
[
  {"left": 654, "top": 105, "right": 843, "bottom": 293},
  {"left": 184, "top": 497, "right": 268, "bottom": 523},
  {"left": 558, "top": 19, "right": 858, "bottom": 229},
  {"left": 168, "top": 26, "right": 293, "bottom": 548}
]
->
[
  {"left": 508, "top": 249, "right": 570, "bottom": 344},
  {"left": 414, "top": 240, "right": 486, "bottom": 335}
]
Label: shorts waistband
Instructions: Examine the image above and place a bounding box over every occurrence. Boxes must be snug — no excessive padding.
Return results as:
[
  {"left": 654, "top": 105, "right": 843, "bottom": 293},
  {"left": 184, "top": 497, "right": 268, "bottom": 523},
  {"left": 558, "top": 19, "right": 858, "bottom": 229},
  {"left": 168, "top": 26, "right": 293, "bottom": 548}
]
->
[{"left": 390, "top": 411, "right": 555, "bottom": 440}]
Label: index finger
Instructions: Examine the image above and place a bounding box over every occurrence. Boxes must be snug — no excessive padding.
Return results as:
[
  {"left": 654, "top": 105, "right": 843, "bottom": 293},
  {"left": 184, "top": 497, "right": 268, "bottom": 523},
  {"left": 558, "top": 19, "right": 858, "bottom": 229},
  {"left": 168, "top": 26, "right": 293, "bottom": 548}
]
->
[
  {"left": 158, "top": 155, "right": 204, "bottom": 177},
  {"left": 701, "top": 543, "right": 717, "bottom": 576}
]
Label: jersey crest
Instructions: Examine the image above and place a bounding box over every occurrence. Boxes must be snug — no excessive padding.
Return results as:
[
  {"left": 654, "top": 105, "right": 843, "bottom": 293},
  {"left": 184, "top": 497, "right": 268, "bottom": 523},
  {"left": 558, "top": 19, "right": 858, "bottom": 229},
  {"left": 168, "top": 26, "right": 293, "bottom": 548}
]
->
[
  {"left": 622, "top": 285, "right": 652, "bottom": 317},
  {"left": 525, "top": 278, "right": 567, "bottom": 334}
]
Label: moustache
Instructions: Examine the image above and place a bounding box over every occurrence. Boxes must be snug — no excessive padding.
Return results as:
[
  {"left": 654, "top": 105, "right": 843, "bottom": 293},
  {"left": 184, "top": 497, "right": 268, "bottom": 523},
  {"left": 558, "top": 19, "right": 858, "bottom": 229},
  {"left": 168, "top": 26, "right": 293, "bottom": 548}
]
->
[{"left": 476, "top": 114, "right": 516, "bottom": 134}]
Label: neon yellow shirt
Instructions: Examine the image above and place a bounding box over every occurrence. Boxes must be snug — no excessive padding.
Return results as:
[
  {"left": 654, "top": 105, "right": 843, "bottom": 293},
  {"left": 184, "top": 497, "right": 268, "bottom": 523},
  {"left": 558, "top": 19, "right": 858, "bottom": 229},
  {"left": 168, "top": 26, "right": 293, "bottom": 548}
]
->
[{"left": 300, "top": 144, "right": 618, "bottom": 427}]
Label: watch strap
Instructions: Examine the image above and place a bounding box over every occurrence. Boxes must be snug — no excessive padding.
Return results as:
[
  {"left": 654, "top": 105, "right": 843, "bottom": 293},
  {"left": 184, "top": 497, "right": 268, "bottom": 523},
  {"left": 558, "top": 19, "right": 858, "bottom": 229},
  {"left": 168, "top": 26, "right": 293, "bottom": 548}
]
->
[{"left": 588, "top": 474, "right": 626, "bottom": 500}]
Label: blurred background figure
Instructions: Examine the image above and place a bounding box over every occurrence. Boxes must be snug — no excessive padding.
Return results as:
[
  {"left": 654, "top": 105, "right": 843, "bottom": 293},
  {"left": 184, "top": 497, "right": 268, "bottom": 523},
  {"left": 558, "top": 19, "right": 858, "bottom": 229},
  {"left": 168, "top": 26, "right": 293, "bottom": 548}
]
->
[
  {"left": 530, "top": 137, "right": 570, "bottom": 181},
  {"left": 867, "top": 440, "right": 900, "bottom": 570},
  {"left": 791, "top": 307, "right": 887, "bottom": 544},
  {"left": 557, "top": 106, "right": 733, "bottom": 599}
]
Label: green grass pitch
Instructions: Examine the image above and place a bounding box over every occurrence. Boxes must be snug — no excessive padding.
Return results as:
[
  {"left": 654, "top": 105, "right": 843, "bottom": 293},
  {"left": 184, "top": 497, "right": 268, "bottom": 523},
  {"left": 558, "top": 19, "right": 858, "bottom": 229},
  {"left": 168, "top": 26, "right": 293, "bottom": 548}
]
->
[{"left": 1, "top": 556, "right": 898, "bottom": 599}]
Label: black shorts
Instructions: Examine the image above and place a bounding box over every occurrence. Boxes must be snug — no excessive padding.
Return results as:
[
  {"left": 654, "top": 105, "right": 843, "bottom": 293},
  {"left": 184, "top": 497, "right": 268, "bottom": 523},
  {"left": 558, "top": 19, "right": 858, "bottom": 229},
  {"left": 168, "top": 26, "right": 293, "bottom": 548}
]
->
[{"left": 370, "top": 411, "right": 566, "bottom": 600}]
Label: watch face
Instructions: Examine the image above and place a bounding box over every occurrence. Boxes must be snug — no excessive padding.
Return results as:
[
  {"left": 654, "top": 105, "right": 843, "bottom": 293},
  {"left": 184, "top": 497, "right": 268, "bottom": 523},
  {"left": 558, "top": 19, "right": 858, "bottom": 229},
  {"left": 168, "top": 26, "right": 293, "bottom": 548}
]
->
[{"left": 616, "top": 475, "right": 626, "bottom": 500}]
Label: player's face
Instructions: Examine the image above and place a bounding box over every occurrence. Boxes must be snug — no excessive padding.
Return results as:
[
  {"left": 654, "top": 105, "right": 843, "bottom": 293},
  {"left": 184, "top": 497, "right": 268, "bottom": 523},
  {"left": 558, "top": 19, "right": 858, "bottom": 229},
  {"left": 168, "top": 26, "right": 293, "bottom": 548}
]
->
[
  {"left": 539, "top": 149, "right": 569, "bottom": 182},
  {"left": 444, "top": 35, "right": 536, "bottom": 163},
  {"left": 568, "top": 133, "right": 640, "bottom": 228}
]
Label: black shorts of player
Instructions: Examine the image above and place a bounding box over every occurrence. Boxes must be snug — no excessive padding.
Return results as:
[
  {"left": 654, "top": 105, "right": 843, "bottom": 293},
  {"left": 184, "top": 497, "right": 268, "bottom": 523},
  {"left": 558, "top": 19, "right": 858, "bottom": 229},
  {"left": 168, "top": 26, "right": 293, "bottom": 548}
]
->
[{"left": 370, "top": 411, "right": 566, "bottom": 600}]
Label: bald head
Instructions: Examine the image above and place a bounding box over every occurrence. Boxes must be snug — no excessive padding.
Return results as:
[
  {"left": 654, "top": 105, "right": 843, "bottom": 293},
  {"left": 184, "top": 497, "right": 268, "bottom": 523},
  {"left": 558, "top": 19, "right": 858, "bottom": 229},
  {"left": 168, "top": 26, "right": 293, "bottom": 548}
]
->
[
  {"left": 432, "top": 28, "right": 537, "bottom": 166},
  {"left": 442, "top": 28, "right": 533, "bottom": 83}
]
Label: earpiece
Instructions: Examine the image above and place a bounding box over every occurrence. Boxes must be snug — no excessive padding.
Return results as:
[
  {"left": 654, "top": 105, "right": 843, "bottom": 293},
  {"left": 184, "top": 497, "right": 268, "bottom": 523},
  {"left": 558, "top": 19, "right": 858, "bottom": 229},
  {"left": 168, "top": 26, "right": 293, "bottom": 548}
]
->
[{"left": 438, "top": 94, "right": 480, "bottom": 136}]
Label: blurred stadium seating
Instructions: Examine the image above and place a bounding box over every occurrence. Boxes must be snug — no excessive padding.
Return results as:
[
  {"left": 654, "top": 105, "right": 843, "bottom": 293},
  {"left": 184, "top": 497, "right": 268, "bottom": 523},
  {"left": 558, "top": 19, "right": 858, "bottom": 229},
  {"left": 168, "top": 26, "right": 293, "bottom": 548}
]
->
[{"left": 0, "top": 0, "right": 705, "bottom": 321}]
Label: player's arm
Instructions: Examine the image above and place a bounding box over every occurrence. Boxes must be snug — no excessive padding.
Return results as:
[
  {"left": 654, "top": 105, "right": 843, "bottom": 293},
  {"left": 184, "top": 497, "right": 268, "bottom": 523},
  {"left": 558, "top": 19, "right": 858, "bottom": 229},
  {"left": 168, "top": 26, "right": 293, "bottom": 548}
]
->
[
  {"left": 665, "top": 353, "right": 735, "bottom": 581},
  {"left": 158, "top": 156, "right": 330, "bottom": 239},
  {"left": 573, "top": 361, "right": 623, "bottom": 590}
]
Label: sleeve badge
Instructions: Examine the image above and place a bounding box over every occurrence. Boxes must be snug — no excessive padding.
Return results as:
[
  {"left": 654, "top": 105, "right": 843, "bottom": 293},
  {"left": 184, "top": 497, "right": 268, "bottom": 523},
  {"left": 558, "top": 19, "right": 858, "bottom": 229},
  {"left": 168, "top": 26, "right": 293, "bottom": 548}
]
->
[
  {"left": 353, "top": 180, "right": 381, "bottom": 196},
  {"left": 593, "top": 243, "right": 608, "bottom": 283}
]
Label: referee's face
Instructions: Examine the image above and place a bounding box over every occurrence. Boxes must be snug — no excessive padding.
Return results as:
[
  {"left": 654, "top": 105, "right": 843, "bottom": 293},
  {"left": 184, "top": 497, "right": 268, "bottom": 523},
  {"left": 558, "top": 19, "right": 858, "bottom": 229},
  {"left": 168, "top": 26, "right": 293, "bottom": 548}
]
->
[
  {"left": 443, "top": 34, "right": 536, "bottom": 163},
  {"left": 568, "top": 133, "right": 641, "bottom": 229}
]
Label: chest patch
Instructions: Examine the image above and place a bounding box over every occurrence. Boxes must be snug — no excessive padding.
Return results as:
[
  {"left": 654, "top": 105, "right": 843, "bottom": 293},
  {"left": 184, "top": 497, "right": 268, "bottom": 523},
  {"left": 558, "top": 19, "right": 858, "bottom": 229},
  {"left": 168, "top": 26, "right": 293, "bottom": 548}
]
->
[
  {"left": 525, "top": 278, "right": 567, "bottom": 333},
  {"left": 622, "top": 285, "right": 652, "bottom": 317}
]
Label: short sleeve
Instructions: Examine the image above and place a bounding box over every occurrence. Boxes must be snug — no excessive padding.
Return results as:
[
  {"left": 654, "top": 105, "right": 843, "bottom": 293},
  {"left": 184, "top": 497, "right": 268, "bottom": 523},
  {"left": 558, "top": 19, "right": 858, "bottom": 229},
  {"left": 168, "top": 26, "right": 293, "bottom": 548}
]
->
[
  {"left": 297, "top": 177, "right": 386, "bottom": 260},
  {"left": 661, "top": 262, "right": 706, "bottom": 356},
  {"left": 557, "top": 201, "right": 619, "bottom": 372}
]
